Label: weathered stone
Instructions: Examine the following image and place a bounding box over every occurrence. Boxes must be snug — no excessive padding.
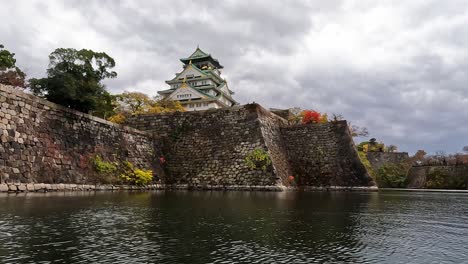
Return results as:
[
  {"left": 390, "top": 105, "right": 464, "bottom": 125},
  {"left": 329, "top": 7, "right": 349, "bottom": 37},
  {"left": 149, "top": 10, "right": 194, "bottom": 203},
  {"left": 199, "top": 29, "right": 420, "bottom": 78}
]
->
[
  {"left": 17, "top": 184, "right": 26, "bottom": 191},
  {"left": 1, "top": 84, "right": 373, "bottom": 189},
  {"left": 0, "top": 184, "right": 8, "bottom": 192}
]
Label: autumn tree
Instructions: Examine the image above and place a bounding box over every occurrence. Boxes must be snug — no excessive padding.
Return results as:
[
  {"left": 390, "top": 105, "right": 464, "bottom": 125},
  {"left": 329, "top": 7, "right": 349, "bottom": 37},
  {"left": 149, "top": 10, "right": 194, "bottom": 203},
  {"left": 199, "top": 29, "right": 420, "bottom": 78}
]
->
[
  {"left": 0, "top": 44, "right": 26, "bottom": 87},
  {"left": 29, "top": 48, "right": 117, "bottom": 117},
  {"left": 115, "top": 91, "right": 152, "bottom": 114},
  {"left": 107, "top": 92, "right": 185, "bottom": 124}
]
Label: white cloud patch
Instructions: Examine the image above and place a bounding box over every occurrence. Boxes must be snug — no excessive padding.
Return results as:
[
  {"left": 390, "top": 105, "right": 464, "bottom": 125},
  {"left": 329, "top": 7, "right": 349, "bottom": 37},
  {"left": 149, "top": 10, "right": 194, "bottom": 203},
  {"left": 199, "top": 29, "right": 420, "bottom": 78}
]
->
[{"left": 1, "top": 0, "right": 468, "bottom": 153}]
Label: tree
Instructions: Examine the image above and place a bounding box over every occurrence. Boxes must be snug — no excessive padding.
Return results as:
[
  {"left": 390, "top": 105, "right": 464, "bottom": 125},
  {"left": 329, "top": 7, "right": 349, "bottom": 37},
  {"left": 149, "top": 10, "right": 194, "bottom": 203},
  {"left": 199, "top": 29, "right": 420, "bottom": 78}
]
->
[
  {"left": 107, "top": 91, "right": 185, "bottom": 123},
  {"left": 350, "top": 124, "right": 369, "bottom": 137},
  {"left": 302, "top": 110, "right": 322, "bottom": 124},
  {"left": 115, "top": 92, "right": 153, "bottom": 114},
  {"left": 411, "top": 150, "right": 427, "bottom": 165},
  {"left": 463, "top": 146, "right": 468, "bottom": 153},
  {"left": 387, "top": 145, "right": 398, "bottom": 152},
  {"left": 0, "top": 44, "right": 26, "bottom": 87},
  {"left": 29, "top": 48, "right": 117, "bottom": 116}
]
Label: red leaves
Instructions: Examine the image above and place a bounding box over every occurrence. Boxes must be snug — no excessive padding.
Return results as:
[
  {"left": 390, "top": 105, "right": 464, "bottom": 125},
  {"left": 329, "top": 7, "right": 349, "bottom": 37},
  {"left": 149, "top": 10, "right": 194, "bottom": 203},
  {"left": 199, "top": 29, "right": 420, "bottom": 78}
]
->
[{"left": 302, "top": 110, "right": 321, "bottom": 124}]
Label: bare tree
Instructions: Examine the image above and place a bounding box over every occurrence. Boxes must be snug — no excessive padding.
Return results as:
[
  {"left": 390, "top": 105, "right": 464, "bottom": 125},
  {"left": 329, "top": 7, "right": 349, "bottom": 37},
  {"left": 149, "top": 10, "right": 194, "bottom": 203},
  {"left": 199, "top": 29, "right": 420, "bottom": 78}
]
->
[
  {"left": 350, "top": 124, "right": 369, "bottom": 138},
  {"left": 387, "top": 145, "right": 398, "bottom": 152}
]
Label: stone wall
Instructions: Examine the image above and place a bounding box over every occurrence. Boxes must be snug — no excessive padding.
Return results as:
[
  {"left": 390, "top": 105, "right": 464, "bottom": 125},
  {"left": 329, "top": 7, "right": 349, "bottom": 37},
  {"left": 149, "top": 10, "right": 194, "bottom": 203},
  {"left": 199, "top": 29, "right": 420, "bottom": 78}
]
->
[
  {"left": 281, "top": 121, "right": 374, "bottom": 187},
  {"left": 126, "top": 104, "right": 284, "bottom": 187},
  {"left": 366, "top": 152, "right": 409, "bottom": 171},
  {"left": 0, "top": 84, "right": 159, "bottom": 184},
  {"left": 407, "top": 165, "right": 468, "bottom": 189},
  {"left": 2, "top": 84, "right": 374, "bottom": 189}
]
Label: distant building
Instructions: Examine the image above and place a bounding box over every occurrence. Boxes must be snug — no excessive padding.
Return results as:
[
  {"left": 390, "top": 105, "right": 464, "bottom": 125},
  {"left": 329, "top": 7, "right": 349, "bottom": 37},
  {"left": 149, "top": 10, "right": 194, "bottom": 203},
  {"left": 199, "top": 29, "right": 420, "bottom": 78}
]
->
[{"left": 158, "top": 46, "right": 238, "bottom": 111}]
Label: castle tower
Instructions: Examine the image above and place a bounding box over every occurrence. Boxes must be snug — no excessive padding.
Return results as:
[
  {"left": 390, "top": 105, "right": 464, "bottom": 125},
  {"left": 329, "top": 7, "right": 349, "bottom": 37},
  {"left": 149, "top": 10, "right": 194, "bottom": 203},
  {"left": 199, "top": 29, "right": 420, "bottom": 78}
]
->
[{"left": 158, "top": 47, "right": 238, "bottom": 111}]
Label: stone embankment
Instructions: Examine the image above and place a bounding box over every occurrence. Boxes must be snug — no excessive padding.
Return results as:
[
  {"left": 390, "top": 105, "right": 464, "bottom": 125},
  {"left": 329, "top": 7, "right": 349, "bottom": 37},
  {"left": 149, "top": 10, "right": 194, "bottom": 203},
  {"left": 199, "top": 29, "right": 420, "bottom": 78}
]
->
[
  {"left": 0, "top": 183, "right": 284, "bottom": 192},
  {"left": 0, "top": 84, "right": 159, "bottom": 184},
  {"left": 2, "top": 84, "right": 374, "bottom": 190}
]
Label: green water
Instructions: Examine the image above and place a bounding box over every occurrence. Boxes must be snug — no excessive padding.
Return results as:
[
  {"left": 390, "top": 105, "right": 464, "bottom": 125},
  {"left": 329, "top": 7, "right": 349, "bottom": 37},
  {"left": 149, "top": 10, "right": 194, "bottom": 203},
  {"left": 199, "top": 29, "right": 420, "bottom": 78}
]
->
[{"left": 0, "top": 191, "right": 467, "bottom": 263}]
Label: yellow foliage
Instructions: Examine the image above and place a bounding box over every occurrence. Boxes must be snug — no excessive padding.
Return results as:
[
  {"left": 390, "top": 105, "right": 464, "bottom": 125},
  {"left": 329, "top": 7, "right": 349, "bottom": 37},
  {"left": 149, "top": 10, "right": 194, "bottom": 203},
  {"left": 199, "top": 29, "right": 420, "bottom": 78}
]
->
[
  {"left": 119, "top": 161, "right": 153, "bottom": 185},
  {"left": 320, "top": 113, "right": 328, "bottom": 123},
  {"left": 107, "top": 113, "right": 126, "bottom": 124}
]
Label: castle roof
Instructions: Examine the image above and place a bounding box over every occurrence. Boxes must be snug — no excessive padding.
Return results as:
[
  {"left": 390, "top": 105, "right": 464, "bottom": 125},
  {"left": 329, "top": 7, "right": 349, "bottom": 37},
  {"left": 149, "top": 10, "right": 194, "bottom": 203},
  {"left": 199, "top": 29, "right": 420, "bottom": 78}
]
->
[{"left": 180, "top": 46, "right": 223, "bottom": 69}]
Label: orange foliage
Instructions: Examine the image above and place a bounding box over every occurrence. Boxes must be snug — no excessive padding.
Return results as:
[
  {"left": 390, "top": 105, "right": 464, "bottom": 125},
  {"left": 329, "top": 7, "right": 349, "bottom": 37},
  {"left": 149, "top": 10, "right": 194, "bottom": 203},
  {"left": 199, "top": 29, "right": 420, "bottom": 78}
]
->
[{"left": 302, "top": 110, "right": 321, "bottom": 124}]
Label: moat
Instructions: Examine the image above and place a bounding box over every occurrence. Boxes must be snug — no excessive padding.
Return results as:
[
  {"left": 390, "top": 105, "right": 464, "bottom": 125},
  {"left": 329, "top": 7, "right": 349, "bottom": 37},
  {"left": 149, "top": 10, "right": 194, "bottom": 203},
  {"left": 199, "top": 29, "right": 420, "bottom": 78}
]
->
[{"left": 0, "top": 191, "right": 467, "bottom": 263}]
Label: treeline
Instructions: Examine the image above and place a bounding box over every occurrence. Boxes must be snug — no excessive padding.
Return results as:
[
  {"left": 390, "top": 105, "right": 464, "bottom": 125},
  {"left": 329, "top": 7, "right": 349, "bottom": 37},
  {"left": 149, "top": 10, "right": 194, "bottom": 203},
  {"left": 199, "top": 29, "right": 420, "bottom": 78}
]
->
[{"left": 0, "top": 44, "right": 184, "bottom": 122}]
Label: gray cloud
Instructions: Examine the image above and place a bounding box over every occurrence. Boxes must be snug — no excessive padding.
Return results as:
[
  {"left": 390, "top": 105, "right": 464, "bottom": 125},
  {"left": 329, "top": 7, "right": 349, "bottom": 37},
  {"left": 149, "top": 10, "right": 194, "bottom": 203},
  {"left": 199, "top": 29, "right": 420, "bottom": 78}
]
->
[{"left": 1, "top": 0, "right": 468, "bottom": 154}]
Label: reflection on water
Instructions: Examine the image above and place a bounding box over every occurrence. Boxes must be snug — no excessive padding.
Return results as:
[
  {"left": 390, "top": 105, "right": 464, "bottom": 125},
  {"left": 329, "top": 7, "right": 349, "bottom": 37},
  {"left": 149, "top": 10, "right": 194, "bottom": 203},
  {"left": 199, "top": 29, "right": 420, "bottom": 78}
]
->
[{"left": 0, "top": 191, "right": 467, "bottom": 263}]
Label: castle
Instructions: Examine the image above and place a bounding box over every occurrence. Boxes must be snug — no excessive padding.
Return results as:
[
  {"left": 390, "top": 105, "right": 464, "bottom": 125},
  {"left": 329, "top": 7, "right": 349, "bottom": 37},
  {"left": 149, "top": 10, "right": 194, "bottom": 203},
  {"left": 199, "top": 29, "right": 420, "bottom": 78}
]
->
[
  {"left": 158, "top": 47, "right": 238, "bottom": 111},
  {"left": 0, "top": 48, "right": 376, "bottom": 191}
]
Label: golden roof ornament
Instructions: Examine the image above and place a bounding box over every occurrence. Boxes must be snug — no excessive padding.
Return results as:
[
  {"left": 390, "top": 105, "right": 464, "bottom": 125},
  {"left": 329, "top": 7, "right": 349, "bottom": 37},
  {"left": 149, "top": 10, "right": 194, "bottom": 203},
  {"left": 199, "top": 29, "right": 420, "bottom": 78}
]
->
[{"left": 181, "top": 77, "right": 188, "bottom": 88}]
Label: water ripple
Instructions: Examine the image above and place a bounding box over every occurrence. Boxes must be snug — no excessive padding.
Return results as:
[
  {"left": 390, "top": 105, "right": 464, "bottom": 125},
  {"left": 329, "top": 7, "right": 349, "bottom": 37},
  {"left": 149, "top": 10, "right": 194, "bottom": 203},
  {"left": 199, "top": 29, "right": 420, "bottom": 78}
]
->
[{"left": 0, "top": 191, "right": 467, "bottom": 263}]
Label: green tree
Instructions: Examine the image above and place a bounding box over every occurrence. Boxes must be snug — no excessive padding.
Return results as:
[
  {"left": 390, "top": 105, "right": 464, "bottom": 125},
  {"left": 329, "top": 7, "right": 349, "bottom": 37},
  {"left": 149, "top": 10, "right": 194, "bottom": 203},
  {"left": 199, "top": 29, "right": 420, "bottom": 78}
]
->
[
  {"left": 376, "top": 163, "right": 408, "bottom": 188},
  {"left": 0, "top": 44, "right": 26, "bottom": 87},
  {"left": 28, "top": 48, "right": 117, "bottom": 116}
]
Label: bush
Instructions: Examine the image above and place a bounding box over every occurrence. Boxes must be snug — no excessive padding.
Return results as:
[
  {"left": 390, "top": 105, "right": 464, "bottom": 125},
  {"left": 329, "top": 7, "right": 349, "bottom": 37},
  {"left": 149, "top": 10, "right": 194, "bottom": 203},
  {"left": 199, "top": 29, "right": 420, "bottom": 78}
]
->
[
  {"left": 302, "top": 110, "right": 321, "bottom": 124},
  {"left": 376, "top": 163, "right": 408, "bottom": 188},
  {"left": 91, "top": 155, "right": 118, "bottom": 183},
  {"left": 119, "top": 161, "right": 153, "bottom": 185},
  {"left": 91, "top": 156, "right": 153, "bottom": 185},
  {"left": 426, "top": 169, "right": 467, "bottom": 189},
  {"left": 245, "top": 148, "right": 272, "bottom": 171}
]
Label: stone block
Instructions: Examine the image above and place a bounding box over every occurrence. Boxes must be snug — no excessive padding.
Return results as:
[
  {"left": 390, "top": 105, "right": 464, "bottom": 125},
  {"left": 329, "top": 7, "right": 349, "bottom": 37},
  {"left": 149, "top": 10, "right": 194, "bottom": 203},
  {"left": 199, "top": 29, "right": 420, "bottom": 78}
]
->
[
  {"left": 26, "top": 184, "right": 35, "bottom": 191},
  {"left": 8, "top": 184, "right": 17, "bottom": 191},
  {"left": 0, "top": 184, "right": 8, "bottom": 192},
  {"left": 17, "top": 184, "right": 27, "bottom": 191}
]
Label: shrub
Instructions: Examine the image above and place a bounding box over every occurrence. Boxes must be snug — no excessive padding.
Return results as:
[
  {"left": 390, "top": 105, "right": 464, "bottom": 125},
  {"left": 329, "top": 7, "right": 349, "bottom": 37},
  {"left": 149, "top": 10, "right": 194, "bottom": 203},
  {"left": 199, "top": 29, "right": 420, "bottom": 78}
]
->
[
  {"left": 245, "top": 148, "right": 272, "bottom": 171},
  {"left": 426, "top": 169, "right": 467, "bottom": 189},
  {"left": 92, "top": 155, "right": 118, "bottom": 174},
  {"left": 91, "top": 155, "right": 118, "bottom": 184},
  {"left": 119, "top": 161, "right": 153, "bottom": 185},
  {"left": 302, "top": 110, "right": 321, "bottom": 124},
  {"left": 376, "top": 163, "right": 408, "bottom": 188}
]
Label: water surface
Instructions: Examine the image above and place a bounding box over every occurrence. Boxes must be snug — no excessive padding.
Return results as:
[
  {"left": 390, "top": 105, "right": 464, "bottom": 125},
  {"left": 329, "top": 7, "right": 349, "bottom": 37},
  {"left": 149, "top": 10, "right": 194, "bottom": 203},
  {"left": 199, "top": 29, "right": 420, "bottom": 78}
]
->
[{"left": 0, "top": 191, "right": 467, "bottom": 263}]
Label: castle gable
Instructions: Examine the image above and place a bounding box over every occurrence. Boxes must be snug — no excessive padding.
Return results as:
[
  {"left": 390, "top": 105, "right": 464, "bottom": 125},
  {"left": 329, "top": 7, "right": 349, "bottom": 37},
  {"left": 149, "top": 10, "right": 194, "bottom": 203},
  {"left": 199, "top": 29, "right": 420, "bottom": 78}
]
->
[
  {"left": 167, "top": 84, "right": 207, "bottom": 101},
  {"left": 167, "top": 64, "right": 206, "bottom": 83}
]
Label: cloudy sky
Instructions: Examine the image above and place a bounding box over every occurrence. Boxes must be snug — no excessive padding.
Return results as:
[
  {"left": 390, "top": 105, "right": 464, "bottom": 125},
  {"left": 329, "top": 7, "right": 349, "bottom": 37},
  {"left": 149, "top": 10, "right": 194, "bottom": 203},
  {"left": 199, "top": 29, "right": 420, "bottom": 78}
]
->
[{"left": 1, "top": 0, "right": 468, "bottom": 154}]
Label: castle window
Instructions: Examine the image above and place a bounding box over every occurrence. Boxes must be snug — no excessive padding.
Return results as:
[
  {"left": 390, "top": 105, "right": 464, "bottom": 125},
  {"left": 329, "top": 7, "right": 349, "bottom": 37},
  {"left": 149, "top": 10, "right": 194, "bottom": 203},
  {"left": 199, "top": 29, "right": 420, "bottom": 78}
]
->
[
  {"left": 186, "top": 74, "right": 194, "bottom": 79},
  {"left": 177, "top": 94, "right": 192, "bottom": 99}
]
